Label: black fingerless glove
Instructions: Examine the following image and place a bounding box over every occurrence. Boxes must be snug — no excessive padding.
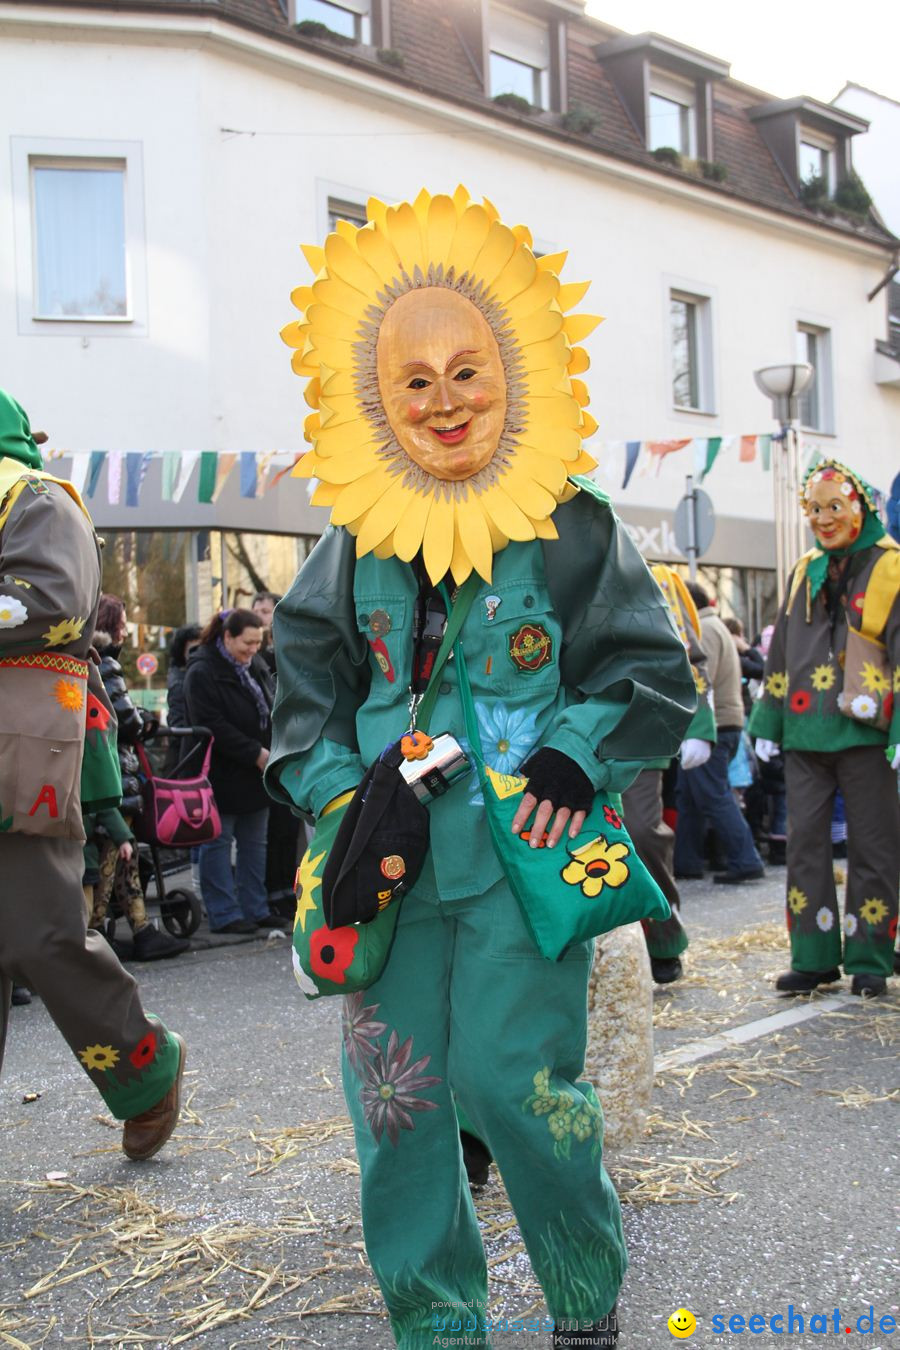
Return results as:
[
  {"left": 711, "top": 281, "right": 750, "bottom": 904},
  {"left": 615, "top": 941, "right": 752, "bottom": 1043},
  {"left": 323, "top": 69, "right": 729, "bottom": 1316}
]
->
[{"left": 520, "top": 748, "right": 594, "bottom": 814}]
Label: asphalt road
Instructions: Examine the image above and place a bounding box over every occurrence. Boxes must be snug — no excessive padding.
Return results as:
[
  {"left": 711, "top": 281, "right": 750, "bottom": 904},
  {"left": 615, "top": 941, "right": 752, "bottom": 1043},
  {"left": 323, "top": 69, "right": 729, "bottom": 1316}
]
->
[{"left": 1, "top": 873, "right": 898, "bottom": 1350}]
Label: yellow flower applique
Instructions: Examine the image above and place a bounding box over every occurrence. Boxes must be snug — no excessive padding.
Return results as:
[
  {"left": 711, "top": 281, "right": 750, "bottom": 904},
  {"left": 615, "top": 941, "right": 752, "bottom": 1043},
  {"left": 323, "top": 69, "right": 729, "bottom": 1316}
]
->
[
  {"left": 810, "top": 664, "right": 836, "bottom": 692},
  {"left": 561, "top": 835, "right": 630, "bottom": 898},
  {"left": 859, "top": 898, "right": 889, "bottom": 926},
  {"left": 42, "top": 617, "right": 85, "bottom": 647},
  {"left": 860, "top": 661, "right": 890, "bottom": 695},
  {"left": 765, "top": 671, "right": 788, "bottom": 699},
  {"left": 78, "top": 1044, "right": 120, "bottom": 1072},
  {"left": 692, "top": 668, "right": 707, "bottom": 696},
  {"left": 787, "top": 885, "right": 808, "bottom": 915}
]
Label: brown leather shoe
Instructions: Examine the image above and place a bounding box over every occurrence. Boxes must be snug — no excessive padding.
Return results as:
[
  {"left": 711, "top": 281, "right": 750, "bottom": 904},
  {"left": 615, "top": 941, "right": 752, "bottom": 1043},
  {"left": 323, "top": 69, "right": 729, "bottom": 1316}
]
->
[{"left": 122, "top": 1033, "right": 186, "bottom": 1161}]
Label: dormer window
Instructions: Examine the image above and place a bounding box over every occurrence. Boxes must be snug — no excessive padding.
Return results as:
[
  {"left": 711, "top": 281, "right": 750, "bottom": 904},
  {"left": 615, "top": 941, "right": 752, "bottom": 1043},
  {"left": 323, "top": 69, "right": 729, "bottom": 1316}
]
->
[
  {"left": 489, "top": 4, "right": 551, "bottom": 109},
  {"left": 798, "top": 131, "right": 835, "bottom": 191},
  {"left": 648, "top": 70, "right": 696, "bottom": 156},
  {"left": 293, "top": 0, "right": 370, "bottom": 42}
]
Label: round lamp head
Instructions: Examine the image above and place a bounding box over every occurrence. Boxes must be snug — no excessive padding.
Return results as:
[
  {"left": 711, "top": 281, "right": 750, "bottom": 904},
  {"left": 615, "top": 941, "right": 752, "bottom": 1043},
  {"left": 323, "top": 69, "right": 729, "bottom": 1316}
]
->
[{"left": 753, "top": 363, "right": 815, "bottom": 423}]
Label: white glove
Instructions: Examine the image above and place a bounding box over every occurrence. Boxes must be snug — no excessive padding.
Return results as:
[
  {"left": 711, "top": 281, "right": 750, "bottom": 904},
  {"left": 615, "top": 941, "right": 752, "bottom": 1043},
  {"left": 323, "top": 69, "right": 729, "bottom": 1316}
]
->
[
  {"left": 680, "top": 738, "right": 712, "bottom": 770},
  {"left": 755, "top": 738, "right": 779, "bottom": 763},
  {"left": 889, "top": 744, "right": 900, "bottom": 772}
]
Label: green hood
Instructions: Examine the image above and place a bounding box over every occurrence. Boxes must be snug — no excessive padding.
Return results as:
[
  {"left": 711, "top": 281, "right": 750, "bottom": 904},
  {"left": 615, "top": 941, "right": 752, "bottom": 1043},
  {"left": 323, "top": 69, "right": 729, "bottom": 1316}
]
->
[{"left": 0, "top": 389, "right": 43, "bottom": 471}]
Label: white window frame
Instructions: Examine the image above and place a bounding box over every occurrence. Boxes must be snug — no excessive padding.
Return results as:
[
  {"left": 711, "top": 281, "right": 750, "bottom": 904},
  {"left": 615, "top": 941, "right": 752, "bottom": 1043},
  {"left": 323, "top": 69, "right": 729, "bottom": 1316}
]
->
[
  {"left": 648, "top": 69, "right": 697, "bottom": 156},
  {"left": 11, "top": 137, "right": 147, "bottom": 338},
  {"left": 798, "top": 129, "right": 836, "bottom": 192},
  {"left": 667, "top": 282, "right": 716, "bottom": 415},
  {"left": 292, "top": 0, "right": 371, "bottom": 42},
  {"left": 488, "top": 3, "right": 551, "bottom": 110},
  {"left": 795, "top": 320, "right": 835, "bottom": 434}
]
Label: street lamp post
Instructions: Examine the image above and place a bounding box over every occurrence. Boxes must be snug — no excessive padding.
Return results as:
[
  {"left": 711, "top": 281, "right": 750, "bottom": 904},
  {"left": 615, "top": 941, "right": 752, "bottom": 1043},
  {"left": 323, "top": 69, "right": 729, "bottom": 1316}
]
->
[{"left": 753, "top": 362, "right": 815, "bottom": 603}]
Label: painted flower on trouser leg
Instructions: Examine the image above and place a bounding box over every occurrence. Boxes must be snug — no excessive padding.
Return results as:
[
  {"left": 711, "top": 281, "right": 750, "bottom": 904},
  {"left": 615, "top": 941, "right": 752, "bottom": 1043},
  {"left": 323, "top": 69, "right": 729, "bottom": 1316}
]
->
[
  {"left": 359, "top": 1030, "right": 442, "bottom": 1145},
  {"left": 342, "top": 992, "right": 387, "bottom": 1074}
]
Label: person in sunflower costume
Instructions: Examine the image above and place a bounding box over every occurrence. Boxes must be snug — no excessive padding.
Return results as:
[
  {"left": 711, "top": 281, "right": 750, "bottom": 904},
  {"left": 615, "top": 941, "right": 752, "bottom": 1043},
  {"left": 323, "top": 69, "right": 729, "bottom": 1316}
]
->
[
  {"left": 0, "top": 388, "right": 185, "bottom": 1160},
  {"left": 622, "top": 565, "right": 717, "bottom": 985},
  {"left": 749, "top": 458, "right": 900, "bottom": 996},
  {"left": 266, "top": 189, "right": 695, "bottom": 1348}
]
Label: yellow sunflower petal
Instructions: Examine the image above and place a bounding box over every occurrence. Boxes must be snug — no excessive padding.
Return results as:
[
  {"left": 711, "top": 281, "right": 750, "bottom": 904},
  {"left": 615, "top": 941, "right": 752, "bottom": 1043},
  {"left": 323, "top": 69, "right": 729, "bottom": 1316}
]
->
[
  {"left": 314, "top": 450, "right": 381, "bottom": 485},
  {"left": 292, "top": 349, "right": 316, "bottom": 377},
  {"left": 457, "top": 496, "right": 495, "bottom": 583},
  {"left": 366, "top": 196, "right": 390, "bottom": 230},
  {"left": 567, "top": 346, "right": 590, "bottom": 375},
  {"left": 422, "top": 497, "right": 455, "bottom": 582},
  {"left": 579, "top": 410, "right": 599, "bottom": 438},
  {"left": 290, "top": 284, "right": 314, "bottom": 313},
  {"left": 472, "top": 223, "right": 518, "bottom": 286},
  {"left": 536, "top": 250, "right": 567, "bottom": 274},
  {"left": 563, "top": 314, "right": 604, "bottom": 343},
  {"left": 412, "top": 187, "right": 432, "bottom": 222},
  {"left": 446, "top": 204, "right": 492, "bottom": 277},
  {"left": 520, "top": 333, "right": 571, "bottom": 373},
  {"left": 526, "top": 396, "right": 582, "bottom": 432},
  {"left": 355, "top": 225, "right": 404, "bottom": 287},
  {"left": 488, "top": 247, "right": 538, "bottom": 306},
  {"left": 305, "top": 304, "right": 357, "bottom": 341},
  {"left": 533, "top": 515, "right": 559, "bottom": 540},
  {"left": 310, "top": 480, "right": 342, "bottom": 507},
  {"left": 393, "top": 489, "right": 432, "bottom": 562},
  {"left": 384, "top": 202, "right": 427, "bottom": 276},
  {"left": 570, "top": 379, "right": 590, "bottom": 407},
  {"left": 521, "top": 427, "right": 585, "bottom": 461},
  {"left": 481, "top": 195, "right": 501, "bottom": 224},
  {"left": 313, "top": 274, "right": 373, "bottom": 316},
  {"left": 373, "top": 533, "right": 396, "bottom": 560},
  {"left": 330, "top": 468, "right": 394, "bottom": 526},
  {"left": 321, "top": 367, "right": 356, "bottom": 397},
  {"left": 355, "top": 476, "right": 411, "bottom": 554},
  {"left": 318, "top": 393, "right": 359, "bottom": 428},
  {"left": 509, "top": 447, "right": 568, "bottom": 495},
  {"left": 304, "top": 378, "right": 321, "bottom": 410},
  {"left": 452, "top": 184, "right": 472, "bottom": 211},
  {"left": 504, "top": 270, "right": 559, "bottom": 318},
  {"left": 306, "top": 333, "right": 355, "bottom": 371},
  {"left": 557, "top": 280, "right": 591, "bottom": 310},
  {"left": 301, "top": 243, "right": 326, "bottom": 274},
  {"left": 516, "top": 310, "right": 564, "bottom": 346},
  {"left": 335, "top": 217, "right": 359, "bottom": 242},
  {"left": 281, "top": 321, "right": 309, "bottom": 350},
  {"left": 501, "top": 465, "right": 558, "bottom": 519},
  {"left": 568, "top": 448, "right": 598, "bottom": 475},
  {"left": 450, "top": 529, "right": 475, "bottom": 585},
  {"left": 425, "top": 193, "right": 459, "bottom": 270},
  {"left": 511, "top": 223, "right": 533, "bottom": 248},
  {"left": 483, "top": 484, "right": 537, "bottom": 542},
  {"left": 323, "top": 234, "right": 382, "bottom": 299}
]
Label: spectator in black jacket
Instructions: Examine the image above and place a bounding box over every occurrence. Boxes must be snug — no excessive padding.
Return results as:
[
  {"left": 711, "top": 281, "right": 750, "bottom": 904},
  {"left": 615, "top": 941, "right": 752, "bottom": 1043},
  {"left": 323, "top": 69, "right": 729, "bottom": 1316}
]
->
[
  {"left": 166, "top": 624, "right": 202, "bottom": 730},
  {"left": 92, "top": 595, "right": 187, "bottom": 959},
  {"left": 183, "top": 609, "right": 287, "bottom": 935}
]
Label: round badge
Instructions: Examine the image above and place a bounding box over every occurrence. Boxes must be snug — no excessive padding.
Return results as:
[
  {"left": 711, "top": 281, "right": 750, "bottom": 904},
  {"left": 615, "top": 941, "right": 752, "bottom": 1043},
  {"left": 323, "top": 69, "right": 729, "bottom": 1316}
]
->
[
  {"left": 380, "top": 855, "right": 406, "bottom": 880},
  {"left": 369, "top": 609, "right": 392, "bottom": 636}
]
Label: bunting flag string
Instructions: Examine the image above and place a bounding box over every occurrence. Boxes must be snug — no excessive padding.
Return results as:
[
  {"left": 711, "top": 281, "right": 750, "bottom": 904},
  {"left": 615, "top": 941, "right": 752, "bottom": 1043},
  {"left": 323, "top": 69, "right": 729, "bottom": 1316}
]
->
[{"left": 40, "top": 436, "right": 875, "bottom": 510}]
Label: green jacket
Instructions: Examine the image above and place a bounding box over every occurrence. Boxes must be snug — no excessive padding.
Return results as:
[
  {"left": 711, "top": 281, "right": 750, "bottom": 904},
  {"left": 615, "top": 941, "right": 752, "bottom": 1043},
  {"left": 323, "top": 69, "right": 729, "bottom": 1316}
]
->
[{"left": 267, "top": 480, "right": 696, "bottom": 903}]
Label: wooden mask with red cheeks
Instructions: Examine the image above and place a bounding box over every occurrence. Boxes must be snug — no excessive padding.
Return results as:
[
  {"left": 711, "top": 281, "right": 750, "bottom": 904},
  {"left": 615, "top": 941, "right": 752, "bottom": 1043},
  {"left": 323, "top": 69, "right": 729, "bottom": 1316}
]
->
[
  {"left": 803, "top": 469, "right": 862, "bottom": 551},
  {"left": 375, "top": 287, "right": 507, "bottom": 482}
]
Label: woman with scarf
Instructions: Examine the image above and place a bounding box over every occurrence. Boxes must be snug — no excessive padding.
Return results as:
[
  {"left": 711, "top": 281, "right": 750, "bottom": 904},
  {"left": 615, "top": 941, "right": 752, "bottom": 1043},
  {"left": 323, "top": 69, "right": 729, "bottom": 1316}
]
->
[
  {"left": 750, "top": 458, "right": 900, "bottom": 997},
  {"left": 183, "top": 609, "right": 286, "bottom": 935}
]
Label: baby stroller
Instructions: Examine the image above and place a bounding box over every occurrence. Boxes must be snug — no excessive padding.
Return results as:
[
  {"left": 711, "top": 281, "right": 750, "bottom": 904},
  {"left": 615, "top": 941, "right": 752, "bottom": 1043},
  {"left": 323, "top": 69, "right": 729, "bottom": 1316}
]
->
[{"left": 103, "top": 726, "right": 217, "bottom": 943}]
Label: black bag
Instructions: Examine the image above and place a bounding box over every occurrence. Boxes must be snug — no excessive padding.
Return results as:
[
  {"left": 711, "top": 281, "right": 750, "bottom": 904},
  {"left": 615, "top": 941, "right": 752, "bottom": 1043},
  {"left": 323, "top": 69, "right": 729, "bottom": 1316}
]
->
[{"left": 321, "top": 740, "right": 430, "bottom": 929}]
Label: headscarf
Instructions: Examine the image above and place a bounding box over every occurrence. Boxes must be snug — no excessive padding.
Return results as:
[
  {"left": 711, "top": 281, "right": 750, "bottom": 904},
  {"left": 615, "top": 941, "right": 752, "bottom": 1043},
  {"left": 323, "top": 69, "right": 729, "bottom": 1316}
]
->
[
  {"left": 802, "top": 459, "right": 885, "bottom": 602},
  {"left": 0, "top": 389, "right": 44, "bottom": 471}
]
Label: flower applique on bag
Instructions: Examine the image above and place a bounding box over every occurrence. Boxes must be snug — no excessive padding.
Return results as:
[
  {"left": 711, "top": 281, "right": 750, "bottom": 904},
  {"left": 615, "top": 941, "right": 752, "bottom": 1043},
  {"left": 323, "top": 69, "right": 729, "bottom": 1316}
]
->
[{"left": 837, "top": 550, "right": 899, "bottom": 734}]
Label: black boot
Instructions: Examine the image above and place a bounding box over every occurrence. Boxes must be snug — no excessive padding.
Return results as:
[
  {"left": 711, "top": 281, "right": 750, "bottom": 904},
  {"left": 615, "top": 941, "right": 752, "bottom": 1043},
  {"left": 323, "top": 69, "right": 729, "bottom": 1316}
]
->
[
  {"left": 459, "top": 1129, "right": 492, "bottom": 1188},
  {"left": 775, "top": 968, "right": 840, "bottom": 993},
  {"left": 850, "top": 974, "right": 887, "bottom": 997},
  {"left": 767, "top": 837, "right": 786, "bottom": 865},
  {"left": 11, "top": 985, "right": 32, "bottom": 1006},
  {"left": 131, "top": 922, "right": 190, "bottom": 961},
  {"left": 650, "top": 956, "right": 683, "bottom": 985},
  {"left": 553, "top": 1305, "right": 618, "bottom": 1347}
]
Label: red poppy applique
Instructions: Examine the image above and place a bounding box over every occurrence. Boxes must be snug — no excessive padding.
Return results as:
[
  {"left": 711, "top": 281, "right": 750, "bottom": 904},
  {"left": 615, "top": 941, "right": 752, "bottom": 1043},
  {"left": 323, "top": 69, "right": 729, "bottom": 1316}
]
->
[
  {"left": 130, "top": 1031, "right": 158, "bottom": 1069},
  {"left": 789, "top": 690, "right": 812, "bottom": 714},
  {"left": 86, "top": 692, "right": 112, "bottom": 732},
  {"left": 603, "top": 804, "right": 623, "bottom": 830},
  {"left": 309, "top": 924, "right": 358, "bottom": 984}
]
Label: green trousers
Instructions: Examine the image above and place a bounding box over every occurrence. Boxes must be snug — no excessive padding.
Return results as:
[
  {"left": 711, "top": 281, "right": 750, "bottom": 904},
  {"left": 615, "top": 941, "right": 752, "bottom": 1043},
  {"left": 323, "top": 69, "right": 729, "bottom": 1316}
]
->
[
  {"left": 784, "top": 747, "right": 899, "bottom": 977},
  {"left": 340, "top": 879, "right": 627, "bottom": 1349}
]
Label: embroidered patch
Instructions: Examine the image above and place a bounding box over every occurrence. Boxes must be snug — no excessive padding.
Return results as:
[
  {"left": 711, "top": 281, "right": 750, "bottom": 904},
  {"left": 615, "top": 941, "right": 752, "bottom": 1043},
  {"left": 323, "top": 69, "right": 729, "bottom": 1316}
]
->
[
  {"left": 368, "top": 637, "right": 395, "bottom": 682},
  {"left": 54, "top": 678, "right": 84, "bottom": 712},
  {"left": 369, "top": 609, "right": 392, "bottom": 636},
  {"left": 0, "top": 595, "right": 28, "bottom": 628},
  {"left": 42, "top": 617, "right": 86, "bottom": 648},
  {"left": 0, "top": 652, "right": 87, "bottom": 677},
  {"left": 508, "top": 622, "right": 553, "bottom": 673},
  {"left": 23, "top": 475, "right": 49, "bottom": 496},
  {"left": 28, "top": 784, "right": 59, "bottom": 818}
]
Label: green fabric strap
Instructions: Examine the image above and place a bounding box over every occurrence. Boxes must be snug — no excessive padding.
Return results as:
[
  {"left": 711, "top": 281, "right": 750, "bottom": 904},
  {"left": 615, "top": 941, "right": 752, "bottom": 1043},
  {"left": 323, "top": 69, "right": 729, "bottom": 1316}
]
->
[{"left": 414, "top": 574, "right": 481, "bottom": 735}]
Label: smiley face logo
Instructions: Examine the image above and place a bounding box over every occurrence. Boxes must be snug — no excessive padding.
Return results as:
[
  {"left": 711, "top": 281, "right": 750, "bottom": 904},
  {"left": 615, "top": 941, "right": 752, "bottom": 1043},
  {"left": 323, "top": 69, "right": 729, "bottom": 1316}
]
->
[{"left": 668, "top": 1308, "right": 697, "bottom": 1338}]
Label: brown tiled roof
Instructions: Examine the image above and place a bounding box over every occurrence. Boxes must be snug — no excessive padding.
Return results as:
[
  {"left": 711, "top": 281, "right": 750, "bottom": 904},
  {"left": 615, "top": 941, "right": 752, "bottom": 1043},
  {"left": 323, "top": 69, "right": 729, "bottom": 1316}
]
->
[{"left": 22, "top": 0, "right": 898, "bottom": 248}]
